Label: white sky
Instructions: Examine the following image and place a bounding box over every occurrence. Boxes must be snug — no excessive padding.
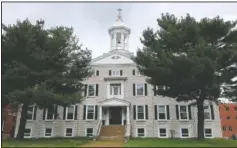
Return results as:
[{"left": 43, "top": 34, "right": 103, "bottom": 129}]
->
[{"left": 2, "top": 2, "right": 237, "bottom": 58}]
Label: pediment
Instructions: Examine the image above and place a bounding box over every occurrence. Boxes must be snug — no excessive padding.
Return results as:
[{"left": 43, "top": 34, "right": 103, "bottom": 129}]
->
[
  {"left": 91, "top": 50, "right": 135, "bottom": 65},
  {"left": 99, "top": 98, "right": 130, "bottom": 106}
]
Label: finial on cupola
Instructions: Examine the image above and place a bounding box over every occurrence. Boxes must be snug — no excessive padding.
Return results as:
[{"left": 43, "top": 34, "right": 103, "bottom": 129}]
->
[{"left": 116, "top": 8, "right": 123, "bottom": 22}]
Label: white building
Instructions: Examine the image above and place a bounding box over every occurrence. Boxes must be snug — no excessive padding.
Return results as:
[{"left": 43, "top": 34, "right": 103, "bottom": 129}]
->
[{"left": 14, "top": 10, "right": 222, "bottom": 140}]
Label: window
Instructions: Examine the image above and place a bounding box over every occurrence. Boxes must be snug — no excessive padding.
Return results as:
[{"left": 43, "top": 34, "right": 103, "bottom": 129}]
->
[
  {"left": 46, "top": 107, "right": 54, "bottom": 120},
  {"left": 181, "top": 128, "right": 189, "bottom": 138},
  {"left": 204, "top": 128, "right": 212, "bottom": 138},
  {"left": 137, "top": 128, "right": 145, "bottom": 137},
  {"left": 112, "top": 70, "right": 120, "bottom": 76},
  {"left": 222, "top": 126, "right": 226, "bottom": 131},
  {"left": 27, "top": 106, "right": 34, "bottom": 120},
  {"left": 204, "top": 105, "right": 211, "bottom": 120},
  {"left": 226, "top": 116, "right": 230, "bottom": 120},
  {"left": 179, "top": 105, "right": 188, "bottom": 120},
  {"left": 24, "top": 128, "right": 31, "bottom": 138},
  {"left": 136, "top": 84, "right": 144, "bottom": 96},
  {"left": 65, "top": 128, "right": 73, "bottom": 137},
  {"left": 157, "top": 105, "right": 167, "bottom": 120},
  {"left": 137, "top": 105, "right": 145, "bottom": 120},
  {"left": 86, "top": 128, "right": 93, "bottom": 137},
  {"left": 229, "top": 126, "right": 232, "bottom": 131},
  {"left": 226, "top": 107, "right": 229, "bottom": 111},
  {"left": 159, "top": 128, "right": 167, "bottom": 138},
  {"left": 110, "top": 84, "right": 121, "bottom": 96},
  {"left": 136, "top": 70, "right": 141, "bottom": 76},
  {"left": 66, "top": 105, "right": 75, "bottom": 120},
  {"left": 116, "top": 32, "right": 121, "bottom": 44},
  {"left": 236, "top": 116, "right": 237, "bottom": 119},
  {"left": 88, "top": 84, "right": 96, "bottom": 97},
  {"left": 44, "top": 128, "right": 52, "bottom": 137},
  {"left": 86, "top": 105, "right": 95, "bottom": 120}
]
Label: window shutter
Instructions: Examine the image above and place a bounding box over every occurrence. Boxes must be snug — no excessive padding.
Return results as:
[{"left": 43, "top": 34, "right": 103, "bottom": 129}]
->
[
  {"left": 133, "top": 84, "right": 136, "bottom": 96},
  {"left": 133, "top": 105, "right": 136, "bottom": 120},
  {"left": 54, "top": 105, "right": 58, "bottom": 120},
  {"left": 120, "top": 70, "right": 123, "bottom": 76},
  {"left": 176, "top": 105, "right": 179, "bottom": 120},
  {"left": 96, "top": 84, "right": 99, "bottom": 96},
  {"left": 83, "top": 105, "right": 86, "bottom": 120},
  {"left": 84, "top": 84, "right": 88, "bottom": 96},
  {"left": 63, "top": 106, "right": 66, "bottom": 120},
  {"left": 95, "top": 105, "right": 98, "bottom": 120},
  {"left": 210, "top": 105, "right": 215, "bottom": 120},
  {"left": 74, "top": 105, "right": 78, "bottom": 120},
  {"left": 145, "top": 105, "right": 148, "bottom": 120},
  {"left": 153, "top": 85, "right": 156, "bottom": 96},
  {"left": 43, "top": 108, "right": 46, "bottom": 120},
  {"left": 96, "top": 70, "right": 99, "bottom": 76},
  {"left": 33, "top": 106, "right": 37, "bottom": 120},
  {"left": 132, "top": 69, "right": 135, "bottom": 75},
  {"left": 145, "top": 84, "right": 147, "bottom": 96},
  {"left": 188, "top": 105, "right": 192, "bottom": 120},
  {"left": 109, "top": 70, "right": 111, "bottom": 76},
  {"left": 166, "top": 105, "right": 170, "bottom": 120},
  {"left": 154, "top": 105, "right": 157, "bottom": 120}
]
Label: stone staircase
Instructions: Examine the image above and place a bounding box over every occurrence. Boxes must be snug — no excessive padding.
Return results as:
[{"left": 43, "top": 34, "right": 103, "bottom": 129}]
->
[{"left": 97, "top": 125, "right": 125, "bottom": 141}]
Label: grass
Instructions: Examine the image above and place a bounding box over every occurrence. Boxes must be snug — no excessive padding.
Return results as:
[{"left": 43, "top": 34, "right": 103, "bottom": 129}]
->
[
  {"left": 125, "top": 138, "right": 237, "bottom": 147},
  {"left": 2, "top": 137, "right": 90, "bottom": 147}
]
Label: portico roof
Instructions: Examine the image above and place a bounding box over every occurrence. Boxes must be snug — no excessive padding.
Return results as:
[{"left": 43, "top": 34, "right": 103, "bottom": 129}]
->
[{"left": 99, "top": 98, "right": 130, "bottom": 106}]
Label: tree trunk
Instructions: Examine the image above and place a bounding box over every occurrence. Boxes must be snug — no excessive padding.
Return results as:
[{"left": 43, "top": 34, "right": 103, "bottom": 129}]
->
[
  {"left": 16, "top": 103, "right": 28, "bottom": 139},
  {"left": 197, "top": 99, "right": 205, "bottom": 140}
]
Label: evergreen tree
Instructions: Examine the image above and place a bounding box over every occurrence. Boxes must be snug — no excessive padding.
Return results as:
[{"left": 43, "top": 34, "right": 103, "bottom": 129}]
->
[
  {"left": 134, "top": 13, "right": 237, "bottom": 139},
  {"left": 2, "top": 19, "right": 92, "bottom": 139}
]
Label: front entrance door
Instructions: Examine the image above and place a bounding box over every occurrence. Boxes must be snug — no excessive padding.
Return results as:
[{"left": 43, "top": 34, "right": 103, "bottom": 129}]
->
[{"left": 109, "top": 107, "right": 122, "bottom": 125}]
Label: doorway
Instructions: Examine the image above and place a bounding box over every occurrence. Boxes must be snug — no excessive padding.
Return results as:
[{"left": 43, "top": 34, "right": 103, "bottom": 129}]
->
[{"left": 109, "top": 107, "right": 122, "bottom": 125}]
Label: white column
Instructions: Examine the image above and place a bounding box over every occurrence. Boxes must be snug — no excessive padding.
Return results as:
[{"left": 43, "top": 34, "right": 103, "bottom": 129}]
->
[
  {"left": 99, "top": 105, "right": 102, "bottom": 120},
  {"left": 127, "top": 106, "right": 130, "bottom": 125}
]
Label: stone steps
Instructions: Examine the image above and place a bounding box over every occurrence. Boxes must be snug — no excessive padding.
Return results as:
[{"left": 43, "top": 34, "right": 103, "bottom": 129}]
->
[{"left": 98, "top": 125, "right": 125, "bottom": 141}]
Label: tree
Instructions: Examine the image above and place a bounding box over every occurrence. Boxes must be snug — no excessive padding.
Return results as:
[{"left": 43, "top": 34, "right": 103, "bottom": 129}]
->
[
  {"left": 2, "top": 19, "right": 92, "bottom": 139},
  {"left": 134, "top": 13, "right": 237, "bottom": 139}
]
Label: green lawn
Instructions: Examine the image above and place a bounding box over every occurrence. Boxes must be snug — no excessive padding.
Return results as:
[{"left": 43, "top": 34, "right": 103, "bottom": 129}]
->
[
  {"left": 125, "top": 138, "right": 237, "bottom": 147},
  {"left": 2, "top": 138, "right": 90, "bottom": 147}
]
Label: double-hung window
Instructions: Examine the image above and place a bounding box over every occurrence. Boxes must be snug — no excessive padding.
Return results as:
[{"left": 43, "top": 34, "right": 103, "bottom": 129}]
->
[
  {"left": 65, "top": 128, "right": 73, "bottom": 137},
  {"left": 44, "top": 128, "right": 52, "bottom": 137},
  {"left": 86, "top": 105, "right": 95, "bottom": 120},
  {"left": 137, "top": 128, "right": 145, "bottom": 137},
  {"left": 66, "top": 105, "right": 75, "bottom": 120},
  {"left": 24, "top": 128, "right": 31, "bottom": 138},
  {"left": 158, "top": 128, "right": 168, "bottom": 138},
  {"left": 110, "top": 84, "right": 121, "bottom": 96},
  {"left": 181, "top": 128, "right": 189, "bottom": 138},
  {"left": 136, "top": 84, "right": 144, "bottom": 96},
  {"left": 86, "top": 128, "right": 93, "bottom": 137},
  {"left": 27, "top": 106, "right": 34, "bottom": 120},
  {"left": 112, "top": 70, "right": 120, "bottom": 76},
  {"left": 88, "top": 84, "right": 96, "bottom": 97},
  {"left": 157, "top": 105, "right": 167, "bottom": 120},
  {"left": 137, "top": 105, "right": 145, "bottom": 120},
  {"left": 204, "top": 105, "right": 211, "bottom": 120},
  {"left": 204, "top": 128, "right": 212, "bottom": 138},
  {"left": 46, "top": 107, "right": 54, "bottom": 120},
  {"left": 179, "top": 105, "right": 188, "bottom": 120}
]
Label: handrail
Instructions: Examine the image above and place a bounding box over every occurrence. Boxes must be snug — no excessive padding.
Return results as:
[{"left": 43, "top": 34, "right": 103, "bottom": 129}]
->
[
  {"left": 94, "top": 120, "right": 102, "bottom": 140},
  {"left": 124, "top": 123, "right": 131, "bottom": 143}
]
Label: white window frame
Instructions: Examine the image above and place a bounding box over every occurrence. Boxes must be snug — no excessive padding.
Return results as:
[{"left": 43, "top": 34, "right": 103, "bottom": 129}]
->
[
  {"left": 65, "top": 128, "right": 73, "bottom": 137},
  {"left": 66, "top": 105, "right": 75, "bottom": 120},
  {"left": 158, "top": 128, "right": 168, "bottom": 138},
  {"left": 179, "top": 105, "right": 189, "bottom": 120},
  {"left": 229, "top": 126, "right": 232, "bottom": 131},
  {"left": 45, "top": 108, "right": 55, "bottom": 121},
  {"left": 24, "top": 128, "right": 32, "bottom": 138},
  {"left": 136, "top": 84, "right": 145, "bottom": 96},
  {"left": 180, "top": 128, "right": 189, "bottom": 138},
  {"left": 86, "top": 105, "right": 95, "bottom": 120},
  {"left": 87, "top": 84, "right": 96, "bottom": 97},
  {"left": 110, "top": 83, "right": 122, "bottom": 96},
  {"left": 44, "top": 127, "right": 53, "bottom": 138},
  {"left": 204, "top": 128, "right": 213, "bottom": 138},
  {"left": 2, "top": 120, "right": 4, "bottom": 132},
  {"left": 136, "top": 105, "right": 145, "bottom": 120},
  {"left": 27, "top": 105, "right": 35, "bottom": 120},
  {"left": 157, "top": 105, "right": 167, "bottom": 120},
  {"left": 137, "top": 128, "right": 146, "bottom": 137},
  {"left": 85, "top": 128, "right": 94, "bottom": 137},
  {"left": 135, "top": 70, "right": 141, "bottom": 76},
  {"left": 111, "top": 70, "right": 120, "bottom": 76},
  {"left": 204, "top": 105, "right": 211, "bottom": 120}
]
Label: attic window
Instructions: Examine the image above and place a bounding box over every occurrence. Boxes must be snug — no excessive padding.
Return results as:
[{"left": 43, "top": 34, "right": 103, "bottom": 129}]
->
[{"left": 111, "top": 56, "right": 120, "bottom": 60}]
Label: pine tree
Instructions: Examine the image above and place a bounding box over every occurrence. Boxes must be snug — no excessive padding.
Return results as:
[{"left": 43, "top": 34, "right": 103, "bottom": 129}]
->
[{"left": 134, "top": 13, "right": 237, "bottom": 139}]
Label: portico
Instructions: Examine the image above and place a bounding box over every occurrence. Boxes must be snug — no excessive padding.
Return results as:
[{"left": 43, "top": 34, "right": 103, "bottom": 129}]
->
[{"left": 98, "top": 98, "right": 130, "bottom": 126}]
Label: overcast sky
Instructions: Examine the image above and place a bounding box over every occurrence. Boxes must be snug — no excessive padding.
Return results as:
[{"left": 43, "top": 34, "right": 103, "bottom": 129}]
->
[{"left": 2, "top": 2, "right": 237, "bottom": 58}]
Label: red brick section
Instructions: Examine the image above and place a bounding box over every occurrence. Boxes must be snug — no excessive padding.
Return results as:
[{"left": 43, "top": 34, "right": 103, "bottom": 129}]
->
[
  {"left": 219, "top": 103, "right": 237, "bottom": 138},
  {"left": 2, "top": 104, "right": 17, "bottom": 138}
]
